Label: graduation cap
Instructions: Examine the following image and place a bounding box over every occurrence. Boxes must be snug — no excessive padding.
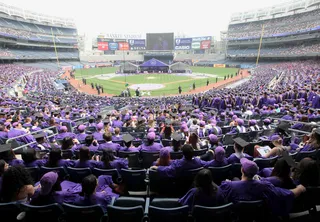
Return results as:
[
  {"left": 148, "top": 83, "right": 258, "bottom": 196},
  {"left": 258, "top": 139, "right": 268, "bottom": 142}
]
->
[
  {"left": 33, "top": 133, "right": 46, "bottom": 140},
  {"left": 233, "top": 137, "right": 249, "bottom": 147},
  {"left": 0, "top": 143, "right": 11, "bottom": 153},
  {"left": 172, "top": 132, "right": 183, "bottom": 142},
  {"left": 123, "top": 134, "right": 134, "bottom": 143},
  {"left": 103, "top": 119, "right": 110, "bottom": 125}
]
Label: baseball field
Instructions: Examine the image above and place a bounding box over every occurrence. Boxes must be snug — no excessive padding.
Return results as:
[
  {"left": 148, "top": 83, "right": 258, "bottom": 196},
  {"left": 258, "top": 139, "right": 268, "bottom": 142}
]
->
[{"left": 74, "top": 66, "right": 238, "bottom": 96}]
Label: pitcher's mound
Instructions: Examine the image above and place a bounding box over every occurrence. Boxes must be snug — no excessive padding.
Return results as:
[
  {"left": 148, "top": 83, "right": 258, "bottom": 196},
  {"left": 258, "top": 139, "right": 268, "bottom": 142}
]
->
[{"left": 129, "top": 84, "right": 165, "bottom": 91}]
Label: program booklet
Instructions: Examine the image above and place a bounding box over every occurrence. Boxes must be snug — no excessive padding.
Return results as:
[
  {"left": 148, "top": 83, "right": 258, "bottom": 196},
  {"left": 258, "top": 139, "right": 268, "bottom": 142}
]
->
[{"left": 256, "top": 146, "right": 272, "bottom": 156}]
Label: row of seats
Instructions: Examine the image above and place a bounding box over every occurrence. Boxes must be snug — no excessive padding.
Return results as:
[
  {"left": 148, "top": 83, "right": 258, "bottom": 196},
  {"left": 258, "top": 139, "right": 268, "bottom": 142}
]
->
[{"left": 1, "top": 193, "right": 320, "bottom": 222}]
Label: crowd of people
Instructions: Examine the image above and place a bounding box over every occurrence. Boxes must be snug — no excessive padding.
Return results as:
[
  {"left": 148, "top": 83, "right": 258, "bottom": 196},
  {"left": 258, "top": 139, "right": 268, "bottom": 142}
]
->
[
  {"left": 228, "top": 42, "right": 320, "bottom": 57},
  {"left": 0, "top": 60, "right": 318, "bottom": 220},
  {"left": 228, "top": 9, "right": 320, "bottom": 39}
]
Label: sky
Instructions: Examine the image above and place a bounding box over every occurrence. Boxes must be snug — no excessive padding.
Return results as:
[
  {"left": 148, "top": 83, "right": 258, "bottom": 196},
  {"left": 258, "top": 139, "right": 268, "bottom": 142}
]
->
[{"left": 0, "top": 0, "right": 291, "bottom": 39}]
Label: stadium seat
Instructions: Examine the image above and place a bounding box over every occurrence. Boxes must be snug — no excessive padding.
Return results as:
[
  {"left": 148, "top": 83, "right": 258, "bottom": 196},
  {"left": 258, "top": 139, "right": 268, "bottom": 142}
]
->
[
  {"left": 141, "top": 151, "right": 159, "bottom": 168},
  {"left": 118, "top": 151, "right": 140, "bottom": 169},
  {"left": 254, "top": 156, "right": 278, "bottom": 169},
  {"left": 193, "top": 148, "right": 208, "bottom": 156},
  {"left": 20, "top": 203, "right": 64, "bottom": 222},
  {"left": 149, "top": 169, "right": 175, "bottom": 197},
  {"left": 225, "top": 145, "right": 235, "bottom": 157},
  {"left": 92, "top": 168, "right": 119, "bottom": 182},
  {"left": 221, "top": 126, "right": 232, "bottom": 135},
  {"left": 295, "top": 150, "right": 317, "bottom": 162},
  {"left": 0, "top": 202, "right": 21, "bottom": 222},
  {"left": 148, "top": 198, "right": 189, "bottom": 222},
  {"left": 192, "top": 203, "right": 234, "bottom": 222},
  {"left": 107, "top": 197, "right": 147, "bottom": 222},
  {"left": 238, "top": 132, "right": 250, "bottom": 142},
  {"left": 161, "top": 139, "right": 172, "bottom": 147},
  {"left": 62, "top": 203, "right": 107, "bottom": 222},
  {"left": 61, "top": 150, "right": 74, "bottom": 159},
  {"left": 170, "top": 151, "right": 183, "bottom": 160},
  {"left": 223, "top": 134, "right": 236, "bottom": 145},
  {"left": 66, "top": 167, "right": 92, "bottom": 183},
  {"left": 25, "top": 166, "right": 40, "bottom": 184},
  {"left": 120, "top": 169, "right": 147, "bottom": 194},
  {"left": 208, "top": 164, "right": 232, "bottom": 185},
  {"left": 233, "top": 200, "right": 266, "bottom": 222},
  {"left": 40, "top": 166, "right": 68, "bottom": 180},
  {"left": 232, "top": 163, "right": 242, "bottom": 179}
]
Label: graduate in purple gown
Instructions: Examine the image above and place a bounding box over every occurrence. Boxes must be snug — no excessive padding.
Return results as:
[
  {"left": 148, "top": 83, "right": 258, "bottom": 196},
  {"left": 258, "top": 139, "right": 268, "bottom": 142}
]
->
[
  {"left": 30, "top": 172, "right": 77, "bottom": 205},
  {"left": 98, "top": 133, "right": 121, "bottom": 152},
  {"left": 93, "top": 123, "right": 104, "bottom": 141},
  {"left": 73, "top": 174, "right": 113, "bottom": 212},
  {"left": 8, "top": 122, "right": 35, "bottom": 145},
  {"left": 22, "top": 148, "right": 47, "bottom": 167},
  {"left": 119, "top": 134, "right": 139, "bottom": 152},
  {"left": 261, "top": 158, "right": 296, "bottom": 189},
  {"left": 61, "top": 136, "right": 81, "bottom": 152},
  {"left": 153, "top": 147, "right": 172, "bottom": 166},
  {"left": 55, "top": 126, "right": 76, "bottom": 140},
  {"left": 76, "top": 124, "right": 88, "bottom": 141},
  {"left": 151, "top": 144, "right": 207, "bottom": 178},
  {"left": 45, "top": 148, "right": 75, "bottom": 168},
  {"left": 77, "top": 135, "right": 98, "bottom": 152},
  {"left": 228, "top": 118, "right": 246, "bottom": 134},
  {"left": 73, "top": 147, "right": 98, "bottom": 169},
  {"left": 227, "top": 137, "right": 253, "bottom": 164},
  {"left": 96, "top": 148, "right": 128, "bottom": 171},
  {"left": 219, "top": 158, "right": 306, "bottom": 216},
  {"left": 112, "top": 127, "right": 123, "bottom": 141},
  {"left": 204, "top": 146, "right": 228, "bottom": 167},
  {"left": 179, "top": 169, "right": 226, "bottom": 210},
  {"left": 138, "top": 132, "right": 163, "bottom": 152},
  {"left": 0, "top": 124, "right": 8, "bottom": 141},
  {"left": 248, "top": 119, "right": 260, "bottom": 132}
]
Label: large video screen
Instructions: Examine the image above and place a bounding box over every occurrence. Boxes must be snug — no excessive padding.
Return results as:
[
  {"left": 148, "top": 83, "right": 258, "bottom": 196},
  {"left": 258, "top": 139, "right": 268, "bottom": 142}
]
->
[{"left": 146, "top": 33, "right": 174, "bottom": 50}]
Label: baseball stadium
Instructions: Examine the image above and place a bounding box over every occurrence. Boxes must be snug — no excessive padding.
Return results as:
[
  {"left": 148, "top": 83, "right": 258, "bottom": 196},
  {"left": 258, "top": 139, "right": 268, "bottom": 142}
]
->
[{"left": 0, "top": 0, "right": 319, "bottom": 221}]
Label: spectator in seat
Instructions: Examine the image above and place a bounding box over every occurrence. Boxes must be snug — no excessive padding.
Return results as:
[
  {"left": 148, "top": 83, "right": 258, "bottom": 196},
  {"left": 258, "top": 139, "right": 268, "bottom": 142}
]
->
[
  {"left": 138, "top": 132, "right": 163, "bottom": 152},
  {"left": 96, "top": 148, "right": 128, "bottom": 171},
  {"left": 98, "top": 133, "right": 121, "bottom": 153},
  {"left": 179, "top": 169, "right": 226, "bottom": 210},
  {"left": 74, "top": 146, "right": 98, "bottom": 169},
  {"left": 227, "top": 137, "right": 253, "bottom": 164}
]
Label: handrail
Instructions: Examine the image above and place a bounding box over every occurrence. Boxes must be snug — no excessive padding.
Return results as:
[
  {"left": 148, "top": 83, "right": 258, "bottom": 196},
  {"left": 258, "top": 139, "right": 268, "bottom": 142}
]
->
[
  {"left": 12, "top": 132, "right": 58, "bottom": 151},
  {"left": 270, "top": 117, "right": 320, "bottom": 127},
  {"left": 6, "top": 126, "right": 58, "bottom": 144}
]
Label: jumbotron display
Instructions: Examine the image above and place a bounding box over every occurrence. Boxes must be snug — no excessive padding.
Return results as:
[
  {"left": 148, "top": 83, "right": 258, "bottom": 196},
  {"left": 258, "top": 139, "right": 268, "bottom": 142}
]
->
[{"left": 146, "top": 33, "right": 174, "bottom": 50}]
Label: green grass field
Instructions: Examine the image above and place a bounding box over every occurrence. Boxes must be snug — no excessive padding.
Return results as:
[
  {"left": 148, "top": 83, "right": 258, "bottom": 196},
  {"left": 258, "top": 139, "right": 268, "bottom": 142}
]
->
[{"left": 75, "top": 67, "right": 238, "bottom": 96}]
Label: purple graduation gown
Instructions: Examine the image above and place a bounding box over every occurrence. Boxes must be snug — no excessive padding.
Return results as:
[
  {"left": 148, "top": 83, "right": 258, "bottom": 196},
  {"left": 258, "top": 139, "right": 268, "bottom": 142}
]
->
[
  {"left": 138, "top": 143, "right": 163, "bottom": 152},
  {"left": 73, "top": 192, "right": 112, "bottom": 212},
  {"left": 227, "top": 153, "right": 253, "bottom": 164},
  {"left": 98, "top": 142, "right": 121, "bottom": 152},
  {"left": 73, "top": 160, "right": 98, "bottom": 169},
  {"left": 179, "top": 187, "right": 226, "bottom": 210},
  {"left": 157, "top": 157, "right": 207, "bottom": 178},
  {"left": 220, "top": 180, "right": 295, "bottom": 216},
  {"left": 96, "top": 158, "right": 128, "bottom": 171},
  {"left": 23, "top": 159, "right": 47, "bottom": 168}
]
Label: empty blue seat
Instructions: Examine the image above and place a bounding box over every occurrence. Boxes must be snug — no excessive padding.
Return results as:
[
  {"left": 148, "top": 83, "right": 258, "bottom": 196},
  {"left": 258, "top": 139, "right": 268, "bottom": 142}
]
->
[
  {"left": 149, "top": 199, "right": 188, "bottom": 222},
  {"left": 295, "top": 150, "right": 317, "bottom": 162},
  {"left": 66, "top": 167, "right": 92, "bottom": 183},
  {"left": 118, "top": 151, "right": 140, "bottom": 169},
  {"left": 141, "top": 151, "right": 159, "bottom": 168},
  {"left": 62, "top": 203, "right": 107, "bottom": 222},
  {"left": 21, "top": 203, "right": 64, "bottom": 222},
  {"left": 193, "top": 202, "right": 234, "bottom": 222},
  {"left": 92, "top": 168, "right": 119, "bottom": 182},
  {"left": 0, "top": 202, "right": 21, "bottom": 222},
  {"left": 120, "top": 169, "right": 146, "bottom": 192},
  {"left": 254, "top": 156, "right": 278, "bottom": 169},
  {"left": 208, "top": 164, "right": 232, "bottom": 185}
]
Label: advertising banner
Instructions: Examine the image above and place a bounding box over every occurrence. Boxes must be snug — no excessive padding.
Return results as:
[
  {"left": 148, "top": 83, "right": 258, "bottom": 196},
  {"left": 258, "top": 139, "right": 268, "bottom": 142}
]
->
[
  {"left": 108, "top": 42, "right": 119, "bottom": 51},
  {"left": 192, "top": 36, "right": 212, "bottom": 42},
  {"left": 192, "top": 42, "right": 201, "bottom": 49},
  {"left": 98, "top": 42, "right": 109, "bottom": 50},
  {"left": 146, "top": 33, "right": 174, "bottom": 50},
  {"left": 128, "top": 39, "right": 146, "bottom": 50},
  {"left": 118, "top": 42, "right": 129, "bottom": 50},
  {"left": 200, "top": 40, "right": 211, "bottom": 49},
  {"left": 214, "top": 64, "right": 226, "bottom": 68},
  {"left": 174, "top": 38, "right": 192, "bottom": 50}
]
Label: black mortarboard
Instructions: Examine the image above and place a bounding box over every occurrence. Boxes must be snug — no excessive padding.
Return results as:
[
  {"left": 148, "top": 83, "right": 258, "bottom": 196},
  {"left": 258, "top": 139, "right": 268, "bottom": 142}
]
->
[
  {"left": 33, "top": 133, "right": 46, "bottom": 139},
  {"left": 123, "top": 134, "right": 134, "bottom": 143},
  {"left": 103, "top": 119, "right": 110, "bottom": 125},
  {"left": 233, "top": 137, "right": 249, "bottom": 147},
  {"left": 172, "top": 132, "right": 183, "bottom": 142},
  {"left": 289, "top": 109, "right": 296, "bottom": 114},
  {"left": 0, "top": 143, "right": 11, "bottom": 153}
]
